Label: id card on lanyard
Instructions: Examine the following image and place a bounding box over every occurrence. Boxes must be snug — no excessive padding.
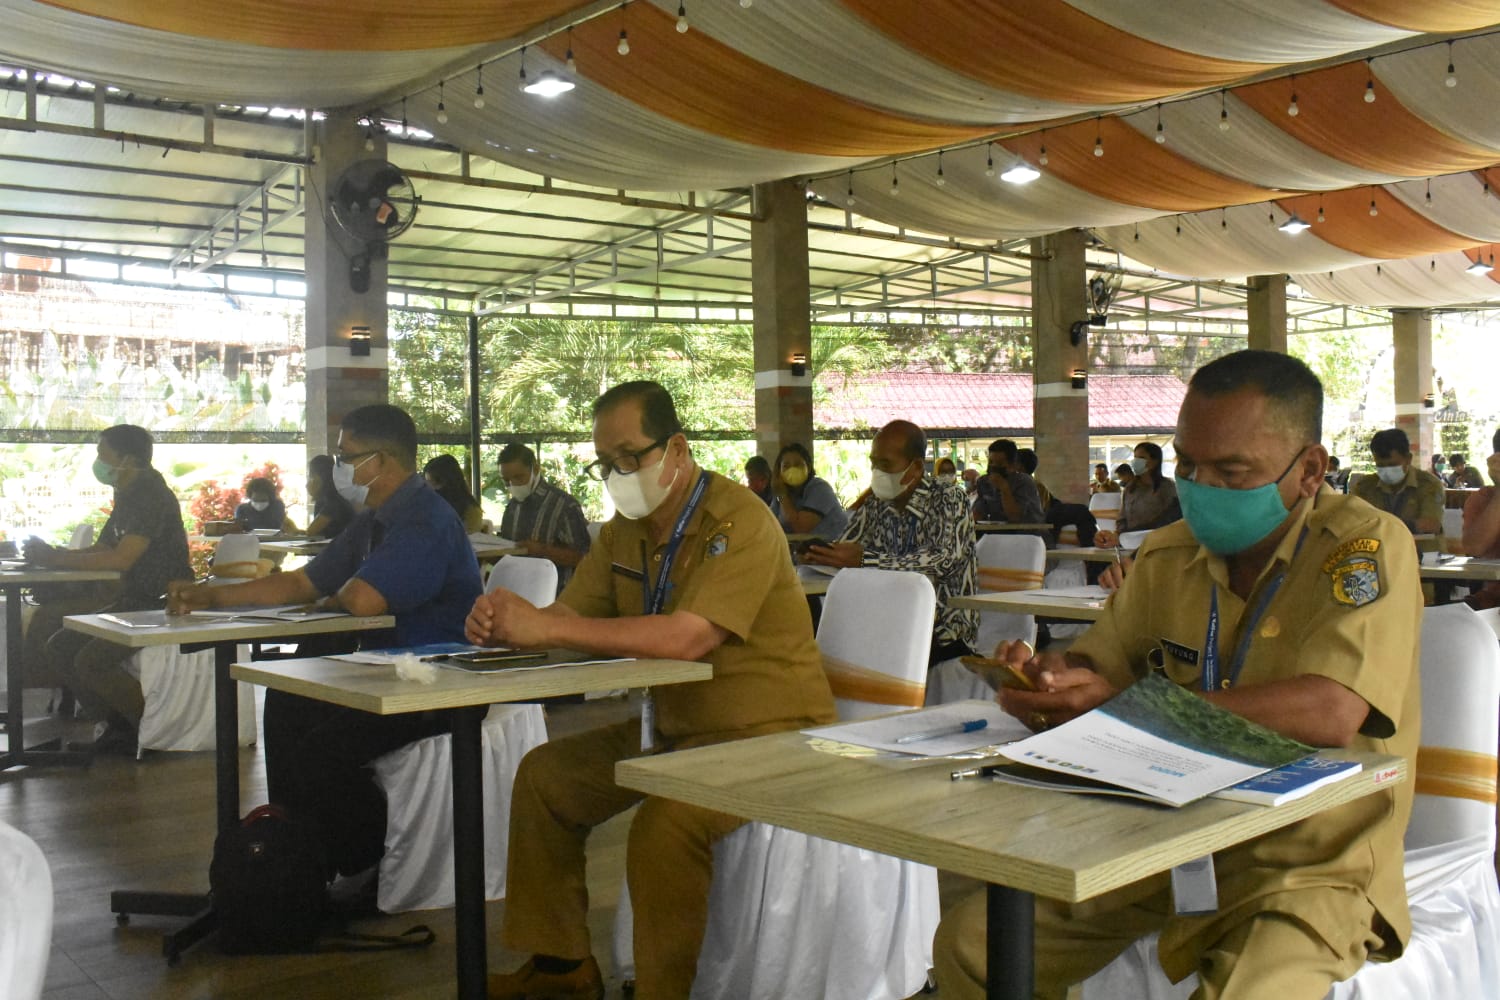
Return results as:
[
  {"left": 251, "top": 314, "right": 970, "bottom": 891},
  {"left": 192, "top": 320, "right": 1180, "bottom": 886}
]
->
[{"left": 639, "top": 470, "right": 711, "bottom": 752}]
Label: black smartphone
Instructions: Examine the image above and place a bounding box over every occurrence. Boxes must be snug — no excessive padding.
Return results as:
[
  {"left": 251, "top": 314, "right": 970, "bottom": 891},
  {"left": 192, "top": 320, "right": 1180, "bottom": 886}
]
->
[{"left": 441, "top": 649, "right": 549, "bottom": 671}]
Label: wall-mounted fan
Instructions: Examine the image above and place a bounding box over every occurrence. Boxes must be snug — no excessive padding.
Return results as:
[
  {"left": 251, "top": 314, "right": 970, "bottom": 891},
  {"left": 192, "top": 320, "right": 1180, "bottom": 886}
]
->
[{"left": 328, "top": 159, "right": 419, "bottom": 293}]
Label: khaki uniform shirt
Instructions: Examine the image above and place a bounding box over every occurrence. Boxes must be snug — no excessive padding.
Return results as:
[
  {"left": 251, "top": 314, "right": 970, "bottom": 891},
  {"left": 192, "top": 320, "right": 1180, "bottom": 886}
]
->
[
  {"left": 1351, "top": 465, "right": 1445, "bottom": 536},
  {"left": 1070, "top": 489, "right": 1420, "bottom": 978},
  {"left": 560, "top": 469, "right": 835, "bottom": 743}
]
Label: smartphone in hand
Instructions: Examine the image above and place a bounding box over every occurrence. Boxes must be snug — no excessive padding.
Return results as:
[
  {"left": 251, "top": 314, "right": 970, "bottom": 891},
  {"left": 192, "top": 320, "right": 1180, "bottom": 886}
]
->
[{"left": 960, "top": 655, "right": 1037, "bottom": 691}]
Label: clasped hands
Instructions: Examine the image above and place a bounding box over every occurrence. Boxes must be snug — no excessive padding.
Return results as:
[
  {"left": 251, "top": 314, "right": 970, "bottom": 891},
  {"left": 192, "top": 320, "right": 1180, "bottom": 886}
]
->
[
  {"left": 465, "top": 588, "right": 549, "bottom": 648},
  {"left": 989, "top": 639, "right": 1117, "bottom": 732}
]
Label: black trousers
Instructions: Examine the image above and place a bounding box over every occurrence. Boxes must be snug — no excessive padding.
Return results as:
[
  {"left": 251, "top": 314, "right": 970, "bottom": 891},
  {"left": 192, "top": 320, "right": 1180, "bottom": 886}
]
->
[{"left": 262, "top": 690, "right": 480, "bottom": 878}]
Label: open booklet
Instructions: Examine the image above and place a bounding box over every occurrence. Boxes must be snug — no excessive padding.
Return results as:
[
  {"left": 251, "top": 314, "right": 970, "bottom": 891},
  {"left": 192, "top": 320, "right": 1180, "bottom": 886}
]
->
[
  {"left": 994, "top": 674, "right": 1319, "bottom": 807},
  {"left": 188, "top": 604, "right": 350, "bottom": 622}
]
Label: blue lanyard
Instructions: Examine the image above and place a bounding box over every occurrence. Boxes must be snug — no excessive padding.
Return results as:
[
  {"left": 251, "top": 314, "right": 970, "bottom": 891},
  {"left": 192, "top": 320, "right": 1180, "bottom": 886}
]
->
[
  {"left": 642, "top": 470, "right": 711, "bottom": 615},
  {"left": 1201, "top": 529, "right": 1305, "bottom": 692}
]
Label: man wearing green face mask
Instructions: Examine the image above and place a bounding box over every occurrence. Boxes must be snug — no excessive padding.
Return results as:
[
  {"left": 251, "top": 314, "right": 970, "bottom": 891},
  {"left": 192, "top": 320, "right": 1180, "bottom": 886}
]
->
[
  {"left": 935, "top": 350, "right": 1422, "bottom": 1000},
  {"left": 21, "top": 424, "right": 192, "bottom": 754}
]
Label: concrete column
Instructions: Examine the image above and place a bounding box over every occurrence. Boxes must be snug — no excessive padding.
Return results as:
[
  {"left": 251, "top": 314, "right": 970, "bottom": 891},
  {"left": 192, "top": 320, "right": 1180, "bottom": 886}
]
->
[
  {"left": 1031, "top": 230, "right": 1090, "bottom": 503},
  {"left": 304, "top": 110, "right": 389, "bottom": 460},
  {"left": 1246, "top": 274, "right": 1288, "bottom": 353},
  {"left": 1392, "top": 308, "right": 1434, "bottom": 462},
  {"left": 750, "top": 179, "right": 813, "bottom": 462}
]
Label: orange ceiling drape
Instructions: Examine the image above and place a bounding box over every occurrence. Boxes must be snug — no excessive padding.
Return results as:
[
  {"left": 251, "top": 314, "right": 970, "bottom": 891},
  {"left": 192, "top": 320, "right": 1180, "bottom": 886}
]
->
[
  {"left": 34, "top": 0, "right": 593, "bottom": 50},
  {"left": 1327, "top": 0, "right": 1500, "bottom": 32},
  {"left": 837, "top": 0, "right": 1271, "bottom": 105},
  {"left": 540, "top": 5, "right": 992, "bottom": 158},
  {"left": 1275, "top": 189, "right": 1476, "bottom": 259},
  {"left": 1237, "top": 62, "right": 1497, "bottom": 177},
  {"left": 999, "top": 119, "right": 1277, "bottom": 213}
]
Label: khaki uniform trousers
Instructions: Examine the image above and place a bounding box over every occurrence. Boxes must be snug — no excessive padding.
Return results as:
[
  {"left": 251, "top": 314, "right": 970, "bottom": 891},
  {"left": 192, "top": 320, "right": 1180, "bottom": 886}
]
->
[
  {"left": 933, "top": 876, "right": 1381, "bottom": 1000},
  {"left": 502, "top": 719, "right": 750, "bottom": 1000}
]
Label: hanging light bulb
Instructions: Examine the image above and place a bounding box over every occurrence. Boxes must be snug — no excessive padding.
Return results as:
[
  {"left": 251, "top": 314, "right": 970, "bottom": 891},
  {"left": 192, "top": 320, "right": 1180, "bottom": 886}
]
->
[
  {"left": 1426, "top": 179, "right": 1432, "bottom": 206},
  {"left": 1369, "top": 198, "right": 1379, "bottom": 217},
  {"left": 984, "top": 144, "right": 995, "bottom": 177},
  {"left": 1038, "top": 144, "right": 1048, "bottom": 167},
  {"left": 363, "top": 128, "right": 375, "bottom": 153},
  {"left": 935, "top": 152, "right": 946, "bottom": 187},
  {"left": 1133, "top": 223, "right": 1139, "bottom": 242},
  {"left": 890, "top": 163, "right": 899, "bottom": 196},
  {"left": 1446, "top": 42, "right": 1457, "bottom": 87},
  {"left": 618, "top": 29, "right": 630, "bottom": 54},
  {"left": 1218, "top": 90, "right": 1230, "bottom": 132},
  {"left": 435, "top": 81, "right": 448, "bottom": 125},
  {"left": 1154, "top": 104, "right": 1165, "bottom": 144},
  {"left": 518, "top": 46, "right": 529, "bottom": 92},
  {"left": 676, "top": 2, "right": 689, "bottom": 32},
  {"left": 1221, "top": 209, "right": 1228, "bottom": 230},
  {"left": 1093, "top": 126, "right": 1104, "bottom": 157},
  {"left": 566, "top": 27, "right": 577, "bottom": 72},
  {"left": 1317, "top": 203, "right": 1325, "bottom": 223},
  {"left": 845, "top": 171, "right": 855, "bottom": 207},
  {"left": 473, "top": 64, "right": 486, "bottom": 109},
  {"left": 1364, "top": 59, "right": 1376, "bottom": 103},
  {"left": 1287, "top": 82, "right": 1299, "bottom": 117}
]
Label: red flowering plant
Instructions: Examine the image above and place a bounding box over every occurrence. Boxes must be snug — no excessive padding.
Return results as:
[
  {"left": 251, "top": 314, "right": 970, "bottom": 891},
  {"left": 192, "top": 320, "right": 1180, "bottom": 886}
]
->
[{"left": 187, "top": 480, "right": 243, "bottom": 578}]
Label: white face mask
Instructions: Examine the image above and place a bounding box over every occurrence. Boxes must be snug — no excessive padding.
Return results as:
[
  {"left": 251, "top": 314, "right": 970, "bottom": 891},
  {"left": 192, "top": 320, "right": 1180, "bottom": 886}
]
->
[
  {"left": 937, "top": 473, "right": 957, "bottom": 485},
  {"left": 870, "top": 461, "right": 913, "bottom": 501},
  {"left": 508, "top": 470, "right": 536, "bottom": 503},
  {"left": 606, "top": 450, "right": 679, "bottom": 520},
  {"left": 332, "top": 454, "right": 376, "bottom": 506},
  {"left": 1130, "top": 457, "right": 1149, "bottom": 475},
  {"left": 249, "top": 500, "right": 270, "bottom": 512},
  {"left": 1375, "top": 465, "right": 1406, "bottom": 486}
]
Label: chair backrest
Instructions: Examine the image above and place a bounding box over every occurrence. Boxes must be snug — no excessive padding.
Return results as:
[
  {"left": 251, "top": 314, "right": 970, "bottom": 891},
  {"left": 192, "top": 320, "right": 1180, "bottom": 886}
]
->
[
  {"left": 1087, "top": 492, "right": 1121, "bottom": 517},
  {"left": 1442, "top": 508, "right": 1465, "bottom": 553},
  {"left": 586, "top": 521, "right": 604, "bottom": 543},
  {"left": 1407, "top": 603, "right": 1500, "bottom": 851},
  {"left": 0, "top": 820, "right": 52, "bottom": 1000},
  {"left": 484, "top": 555, "right": 559, "bottom": 607},
  {"left": 816, "top": 568, "right": 935, "bottom": 720},
  {"left": 209, "top": 534, "right": 267, "bottom": 583},
  {"left": 970, "top": 534, "right": 1044, "bottom": 656},
  {"left": 1117, "top": 529, "right": 1152, "bottom": 550},
  {"left": 67, "top": 523, "right": 93, "bottom": 549}
]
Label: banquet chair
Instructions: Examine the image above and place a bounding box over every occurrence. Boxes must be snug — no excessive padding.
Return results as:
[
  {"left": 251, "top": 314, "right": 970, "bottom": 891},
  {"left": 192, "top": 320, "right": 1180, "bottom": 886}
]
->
[
  {"left": 125, "top": 642, "right": 258, "bottom": 753},
  {"left": 616, "top": 568, "right": 941, "bottom": 999},
  {"left": 927, "top": 534, "right": 1045, "bottom": 705},
  {"left": 371, "top": 555, "right": 553, "bottom": 912},
  {"left": 67, "top": 523, "right": 93, "bottom": 549},
  {"left": 208, "top": 532, "right": 269, "bottom": 582},
  {"left": 1118, "top": 529, "right": 1153, "bottom": 551},
  {"left": 0, "top": 820, "right": 52, "bottom": 1000},
  {"left": 484, "top": 554, "right": 559, "bottom": 604},
  {"left": 1079, "top": 602, "right": 1500, "bottom": 999},
  {"left": 1088, "top": 492, "right": 1121, "bottom": 536}
]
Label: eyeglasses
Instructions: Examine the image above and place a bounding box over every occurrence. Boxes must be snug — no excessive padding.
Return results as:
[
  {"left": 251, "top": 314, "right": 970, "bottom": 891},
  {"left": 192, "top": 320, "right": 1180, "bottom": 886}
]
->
[
  {"left": 334, "top": 450, "right": 379, "bottom": 467},
  {"left": 585, "top": 436, "right": 669, "bottom": 481}
]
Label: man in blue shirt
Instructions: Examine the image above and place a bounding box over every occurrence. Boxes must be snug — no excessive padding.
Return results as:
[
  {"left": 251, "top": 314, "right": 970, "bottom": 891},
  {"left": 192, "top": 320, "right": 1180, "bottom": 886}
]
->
[{"left": 169, "top": 404, "right": 482, "bottom": 882}]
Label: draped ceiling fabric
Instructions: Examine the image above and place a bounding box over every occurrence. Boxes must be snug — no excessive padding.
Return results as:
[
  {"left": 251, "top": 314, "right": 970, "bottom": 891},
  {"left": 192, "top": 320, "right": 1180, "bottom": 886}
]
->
[{"left": 6, "top": 0, "right": 1500, "bottom": 308}]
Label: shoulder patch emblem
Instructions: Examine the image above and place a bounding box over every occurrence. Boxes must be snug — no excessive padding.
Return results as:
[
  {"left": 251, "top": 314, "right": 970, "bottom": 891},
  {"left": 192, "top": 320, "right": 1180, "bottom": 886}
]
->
[
  {"left": 1329, "top": 553, "right": 1381, "bottom": 607},
  {"left": 705, "top": 533, "right": 729, "bottom": 558},
  {"left": 1321, "top": 537, "right": 1380, "bottom": 574}
]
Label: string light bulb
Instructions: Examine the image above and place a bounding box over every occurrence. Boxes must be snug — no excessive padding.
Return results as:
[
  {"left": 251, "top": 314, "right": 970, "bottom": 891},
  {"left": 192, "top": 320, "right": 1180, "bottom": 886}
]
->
[
  {"left": 1093, "top": 120, "right": 1104, "bottom": 157},
  {"left": 890, "top": 163, "right": 899, "bottom": 196},
  {"left": 617, "top": 5, "right": 630, "bottom": 55},
  {"left": 676, "top": 2, "right": 689, "bottom": 32},
  {"left": 1154, "top": 104, "right": 1165, "bottom": 144},
  {"left": 1317, "top": 202, "right": 1325, "bottom": 223},
  {"left": 1287, "top": 80, "right": 1299, "bottom": 117},
  {"left": 363, "top": 121, "right": 375, "bottom": 153},
  {"left": 1446, "top": 42, "right": 1457, "bottom": 87},
  {"left": 518, "top": 46, "right": 529, "bottom": 91},
  {"left": 435, "top": 81, "right": 448, "bottom": 125},
  {"left": 566, "top": 27, "right": 577, "bottom": 72},
  {"left": 473, "top": 64, "right": 485, "bottom": 109},
  {"left": 935, "top": 152, "right": 946, "bottom": 187},
  {"left": 1364, "top": 60, "right": 1376, "bottom": 103},
  {"left": 1219, "top": 90, "right": 1230, "bottom": 132},
  {"left": 1038, "top": 144, "right": 1048, "bottom": 167},
  {"left": 1426, "top": 179, "right": 1432, "bottom": 206},
  {"left": 985, "top": 145, "right": 995, "bottom": 178},
  {"left": 845, "top": 171, "right": 855, "bottom": 207},
  {"left": 1369, "top": 198, "right": 1379, "bottom": 217}
]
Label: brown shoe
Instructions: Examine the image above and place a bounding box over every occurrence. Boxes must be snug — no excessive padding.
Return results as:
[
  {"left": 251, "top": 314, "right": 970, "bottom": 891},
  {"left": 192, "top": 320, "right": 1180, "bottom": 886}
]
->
[{"left": 487, "top": 956, "right": 604, "bottom": 1000}]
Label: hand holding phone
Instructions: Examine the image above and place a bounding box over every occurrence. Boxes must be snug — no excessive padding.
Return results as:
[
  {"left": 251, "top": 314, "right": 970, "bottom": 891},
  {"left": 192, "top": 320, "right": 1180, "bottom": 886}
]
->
[{"left": 960, "top": 654, "right": 1037, "bottom": 691}]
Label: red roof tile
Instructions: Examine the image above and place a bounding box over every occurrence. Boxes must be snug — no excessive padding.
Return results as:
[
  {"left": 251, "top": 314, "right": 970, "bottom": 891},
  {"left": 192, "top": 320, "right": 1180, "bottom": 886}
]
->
[{"left": 816, "top": 371, "right": 1186, "bottom": 435}]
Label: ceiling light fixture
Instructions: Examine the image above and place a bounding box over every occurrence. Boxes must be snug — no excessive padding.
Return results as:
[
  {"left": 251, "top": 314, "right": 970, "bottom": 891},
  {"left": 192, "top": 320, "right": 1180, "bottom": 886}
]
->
[
  {"left": 890, "top": 162, "right": 899, "bottom": 196},
  {"left": 1094, "top": 119, "right": 1104, "bottom": 157},
  {"left": 435, "top": 81, "right": 448, "bottom": 124},
  {"left": 985, "top": 144, "right": 995, "bottom": 178},
  {"left": 1154, "top": 104, "right": 1165, "bottom": 144},
  {"left": 1287, "top": 78, "right": 1299, "bottom": 117},
  {"left": 845, "top": 171, "right": 855, "bottom": 207},
  {"left": 1000, "top": 162, "right": 1040, "bottom": 184},
  {"left": 617, "top": 4, "right": 630, "bottom": 55},
  {"left": 676, "top": 2, "right": 689, "bottom": 32},
  {"left": 566, "top": 27, "right": 577, "bottom": 72},
  {"left": 935, "top": 151, "right": 946, "bottom": 187},
  {"left": 1317, "top": 201, "right": 1325, "bottom": 223},
  {"left": 1219, "top": 90, "right": 1230, "bottom": 132},
  {"left": 473, "top": 64, "right": 485, "bottom": 109},
  {"left": 1446, "top": 41, "right": 1457, "bottom": 87},
  {"left": 1466, "top": 255, "right": 1493, "bottom": 275},
  {"left": 517, "top": 46, "right": 529, "bottom": 91},
  {"left": 1278, "top": 214, "right": 1311, "bottom": 235},
  {"left": 523, "top": 70, "right": 575, "bottom": 97},
  {"left": 1369, "top": 198, "right": 1379, "bottom": 217},
  {"left": 1364, "top": 59, "right": 1376, "bottom": 103},
  {"left": 1038, "top": 143, "right": 1048, "bottom": 167}
]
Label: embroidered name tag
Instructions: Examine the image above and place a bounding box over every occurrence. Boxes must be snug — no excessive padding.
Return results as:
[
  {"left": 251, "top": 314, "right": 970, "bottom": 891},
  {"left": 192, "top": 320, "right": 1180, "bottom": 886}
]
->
[{"left": 1160, "top": 638, "right": 1200, "bottom": 665}]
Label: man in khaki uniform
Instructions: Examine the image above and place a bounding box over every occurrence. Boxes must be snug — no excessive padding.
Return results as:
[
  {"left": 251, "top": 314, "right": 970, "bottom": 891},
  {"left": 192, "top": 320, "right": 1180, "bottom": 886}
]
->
[
  {"left": 467, "top": 380, "right": 835, "bottom": 1000},
  {"left": 935, "top": 350, "right": 1421, "bottom": 999},
  {"left": 1351, "top": 427, "right": 1444, "bottom": 537}
]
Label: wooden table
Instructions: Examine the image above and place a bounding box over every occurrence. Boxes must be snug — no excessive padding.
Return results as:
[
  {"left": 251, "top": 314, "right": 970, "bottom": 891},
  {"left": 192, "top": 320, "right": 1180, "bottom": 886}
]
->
[
  {"left": 234, "top": 652, "right": 713, "bottom": 1000},
  {"left": 1, "top": 565, "right": 119, "bottom": 770},
  {"left": 617, "top": 729, "right": 1404, "bottom": 1000},
  {"left": 63, "top": 610, "right": 395, "bottom": 962},
  {"left": 975, "top": 522, "right": 1052, "bottom": 534},
  {"left": 1046, "top": 547, "right": 1123, "bottom": 564},
  {"left": 951, "top": 590, "right": 1107, "bottom": 622},
  {"left": 1418, "top": 557, "right": 1500, "bottom": 583}
]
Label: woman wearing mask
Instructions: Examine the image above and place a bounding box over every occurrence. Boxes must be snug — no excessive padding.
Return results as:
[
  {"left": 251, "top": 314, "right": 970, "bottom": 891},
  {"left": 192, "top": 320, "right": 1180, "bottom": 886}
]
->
[
  {"left": 1095, "top": 442, "right": 1180, "bottom": 547},
  {"left": 770, "top": 442, "right": 848, "bottom": 542},
  {"left": 234, "top": 476, "right": 289, "bottom": 532},
  {"left": 422, "top": 453, "right": 485, "bottom": 532},
  {"left": 934, "top": 457, "right": 960, "bottom": 487},
  {"left": 301, "top": 454, "right": 355, "bottom": 539}
]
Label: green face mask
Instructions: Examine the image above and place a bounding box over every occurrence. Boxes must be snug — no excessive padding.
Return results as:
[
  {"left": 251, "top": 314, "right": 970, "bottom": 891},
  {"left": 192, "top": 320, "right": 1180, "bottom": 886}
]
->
[
  {"left": 1175, "top": 449, "right": 1305, "bottom": 556},
  {"left": 92, "top": 458, "right": 118, "bottom": 487}
]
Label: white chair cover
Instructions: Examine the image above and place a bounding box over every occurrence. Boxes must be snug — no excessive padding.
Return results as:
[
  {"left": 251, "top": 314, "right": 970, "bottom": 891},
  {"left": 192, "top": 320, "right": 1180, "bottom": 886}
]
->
[
  {"left": 484, "top": 555, "right": 559, "bottom": 606},
  {"left": 67, "top": 523, "right": 93, "bottom": 549},
  {"left": 1118, "top": 529, "right": 1153, "bottom": 550},
  {"left": 675, "top": 568, "right": 940, "bottom": 999},
  {"left": 0, "top": 820, "right": 51, "bottom": 1000},
  {"left": 1081, "top": 603, "right": 1500, "bottom": 1000},
  {"left": 1442, "top": 508, "right": 1465, "bottom": 553},
  {"left": 371, "top": 703, "right": 547, "bottom": 913},
  {"left": 1088, "top": 492, "right": 1121, "bottom": 536},
  {"left": 928, "top": 534, "right": 1044, "bottom": 706},
  {"left": 123, "top": 643, "right": 257, "bottom": 753},
  {"left": 209, "top": 533, "right": 269, "bottom": 581}
]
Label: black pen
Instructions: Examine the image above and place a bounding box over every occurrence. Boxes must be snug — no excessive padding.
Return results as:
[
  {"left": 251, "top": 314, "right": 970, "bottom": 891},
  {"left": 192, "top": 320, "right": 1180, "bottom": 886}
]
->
[{"left": 951, "top": 764, "right": 1005, "bottom": 781}]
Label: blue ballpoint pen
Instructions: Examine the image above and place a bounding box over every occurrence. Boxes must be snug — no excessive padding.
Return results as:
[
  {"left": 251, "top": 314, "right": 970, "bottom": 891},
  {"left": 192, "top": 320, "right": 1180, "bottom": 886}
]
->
[{"left": 894, "top": 719, "right": 989, "bottom": 745}]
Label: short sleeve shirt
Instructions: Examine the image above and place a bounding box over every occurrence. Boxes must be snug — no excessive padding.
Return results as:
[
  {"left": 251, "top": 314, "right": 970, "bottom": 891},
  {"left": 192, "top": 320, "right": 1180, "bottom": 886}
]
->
[
  {"left": 1351, "top": 466, "right": 1445, "bottom": 535},
  {"left": 770, "top": 475, "right": 849, "bottom": 542},
  {"left": 1069, "top": 490, "right": 1420, "bottom": 972},
  {"left": 500, "top": 478, "right": 592, "bottom": 589},
  {"left": 234, "top": 498, "right": 286, "bottom": 531},
  {"left": 305, "top": 474, "right": 482, "bottom": 647},
  {"left": 1118, "top": 477, "right": 1181, "bottom": 533},
  {"left": 101, "top": 467, "right": 192, "bottom": 607},
  {"left": 973, "top": 469, "right": 1045, "bottom": 523},
  {"left": 558, "top": 470, "right": 834, "bottom": 743}
]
